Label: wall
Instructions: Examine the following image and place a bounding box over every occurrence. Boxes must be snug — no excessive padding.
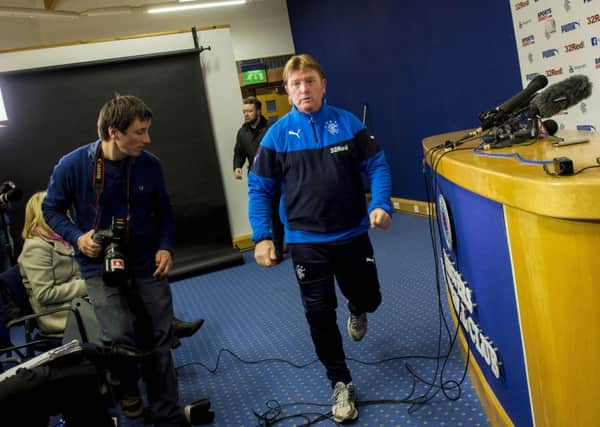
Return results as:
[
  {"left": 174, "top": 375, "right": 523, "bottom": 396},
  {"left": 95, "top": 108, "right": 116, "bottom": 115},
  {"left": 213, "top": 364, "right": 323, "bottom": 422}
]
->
[
  {"left": 0, "top": 0, "right": 525, "bottom": 240},
  {"left": 0, "top": 27, "right": 254, "bottom": 240},
  {"left": 510, "top": 1, "right": 599, "bottom": 132},
  {"left": 0, "top": 0, "right": 295, "bottom": 61},
  {"left": 198, "top": 28, "right": 252, "bottom": 239},
  {"left": 286, "top": 0, "right": 522, "bottom": 201},
  {"left": 0, "top": 0, "right": 297, "bottom": 242}
]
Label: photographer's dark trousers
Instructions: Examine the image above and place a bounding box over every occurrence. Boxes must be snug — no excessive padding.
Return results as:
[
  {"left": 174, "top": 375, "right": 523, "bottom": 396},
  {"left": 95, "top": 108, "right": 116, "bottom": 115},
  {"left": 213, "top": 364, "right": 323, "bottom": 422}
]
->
[
  {"left": 85, "top": 275, "right": 185, "bottom": 427},
  {"left": 288, "top": 233, "right": 382, "bottom": 387}
]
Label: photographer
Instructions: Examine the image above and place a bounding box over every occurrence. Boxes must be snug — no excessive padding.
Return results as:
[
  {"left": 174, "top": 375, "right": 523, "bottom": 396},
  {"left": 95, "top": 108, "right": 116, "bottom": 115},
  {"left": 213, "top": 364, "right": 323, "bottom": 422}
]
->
[{"left": 42, "top": 95, "right": 187, "bottom": 426}]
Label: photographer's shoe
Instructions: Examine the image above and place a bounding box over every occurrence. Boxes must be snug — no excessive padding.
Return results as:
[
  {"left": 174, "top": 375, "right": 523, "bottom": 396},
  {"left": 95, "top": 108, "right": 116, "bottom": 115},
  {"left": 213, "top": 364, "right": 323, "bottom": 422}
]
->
[
  {"left": 121, "top": 394, "right": 144, "bottom": 419},
  {"left": 173, "top": 318, "right": 204, "bottom": 339},
  {"left": 331, "top": 382, "right": 358, "bottom": 423},
  {"left": 171, "top": 336, "right": 182, "bottom": 349},
  {"left": 184, "top": 399, "right": 215, "bottom": 424},
  {"left": 347, "top": 313, "right": 367, "bottom": 341}
]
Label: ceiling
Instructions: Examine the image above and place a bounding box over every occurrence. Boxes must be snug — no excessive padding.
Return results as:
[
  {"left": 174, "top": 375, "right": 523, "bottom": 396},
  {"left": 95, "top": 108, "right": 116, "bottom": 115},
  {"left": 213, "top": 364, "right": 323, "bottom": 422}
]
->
[{"left": 0, "top": 0, "right": 258, "bottom": 18}]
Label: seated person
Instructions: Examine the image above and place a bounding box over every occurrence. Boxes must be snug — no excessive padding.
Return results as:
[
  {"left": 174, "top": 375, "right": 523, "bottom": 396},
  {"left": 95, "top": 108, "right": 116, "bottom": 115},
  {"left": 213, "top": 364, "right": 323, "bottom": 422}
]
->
[
  {"left": 18, "top": 191, "right": 204, "bottom": 340},
  {"left": 18, "top": 191, "right": 87, "bottom": 337}
]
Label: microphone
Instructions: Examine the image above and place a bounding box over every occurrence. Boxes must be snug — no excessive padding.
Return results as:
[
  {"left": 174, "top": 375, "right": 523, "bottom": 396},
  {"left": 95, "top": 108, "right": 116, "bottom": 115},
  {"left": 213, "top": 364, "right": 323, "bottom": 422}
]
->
[
  {"left": 526, "top": 105, "right": 541, "bottom": 138},
  {"left": 541, "top": 119, "right": 558, "bottom": 136},
  {"left": 530, "top": 75, "right": 592, "bottom": 118},
  {"left": 479, "top": 74, "right": 548, "bottom": 130},
  {"left": 0, "top": 181, "right": 22, "bottom": 205}
]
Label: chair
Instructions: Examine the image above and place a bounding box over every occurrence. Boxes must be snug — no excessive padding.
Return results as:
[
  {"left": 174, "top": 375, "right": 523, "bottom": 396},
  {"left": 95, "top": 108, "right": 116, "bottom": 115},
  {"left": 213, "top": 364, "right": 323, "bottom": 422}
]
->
[
  {"left": 63, "top": 297, "right": 100, "bottom": 345},
  {"left": 0, "top": 318, "right": 17, "bottom": 372},
  {"left": 0, "top": 265, "right": 64, "bottom": 358},
  {"left": 0, "top": 266, "right": 26, "bottom": 322},
  {"left": 0, "top": 312, "right": 117, "bottom": 427},
  {"left": 0, "top": 274, "right": 117, "bottom": 424},
  {"left": 1, "top": 296, "right": 101, "bottom": 373}
]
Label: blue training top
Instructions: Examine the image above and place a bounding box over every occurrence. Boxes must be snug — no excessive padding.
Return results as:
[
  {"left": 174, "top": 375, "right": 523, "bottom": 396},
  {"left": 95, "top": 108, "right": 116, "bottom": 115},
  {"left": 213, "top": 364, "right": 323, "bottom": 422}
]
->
[{"left": 249, "top": 104, "right": 392, "bottom": 244}]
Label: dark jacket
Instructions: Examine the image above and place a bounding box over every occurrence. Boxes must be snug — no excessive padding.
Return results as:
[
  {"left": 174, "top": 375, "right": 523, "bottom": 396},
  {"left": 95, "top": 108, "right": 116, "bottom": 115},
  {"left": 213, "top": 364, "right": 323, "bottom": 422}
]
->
[
  {"left": 233, "top": 115, "right": 269, "bottom": 171},
  {"left": 42, "top": 140, "right": 175, "bottom": 279}
]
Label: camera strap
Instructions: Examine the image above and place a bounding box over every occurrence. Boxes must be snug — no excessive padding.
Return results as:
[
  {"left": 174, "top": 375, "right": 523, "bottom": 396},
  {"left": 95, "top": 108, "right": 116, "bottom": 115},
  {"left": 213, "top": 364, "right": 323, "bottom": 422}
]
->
[{"left": 92, "top": 142, "right": 132, "bottom": 236}]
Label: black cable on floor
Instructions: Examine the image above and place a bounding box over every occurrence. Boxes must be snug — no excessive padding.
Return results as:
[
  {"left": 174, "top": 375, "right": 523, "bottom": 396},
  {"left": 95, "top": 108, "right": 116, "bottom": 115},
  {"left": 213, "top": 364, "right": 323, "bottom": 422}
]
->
[
  {"left": 176, "top": 140, "right": 486, "bottom": 424},
  {"left": 176, "top": 345, "right": 467, "bottom": 425}
]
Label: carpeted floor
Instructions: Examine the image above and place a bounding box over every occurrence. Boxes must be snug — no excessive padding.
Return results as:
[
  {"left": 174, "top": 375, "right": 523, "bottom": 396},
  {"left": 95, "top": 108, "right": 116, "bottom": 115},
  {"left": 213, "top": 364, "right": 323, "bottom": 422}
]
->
[
  {"left": 4, "top": 212, "right": 489, "bottom": 426},
  {"left": 125, "top": 212, "right": 490, "bottom": 426}
]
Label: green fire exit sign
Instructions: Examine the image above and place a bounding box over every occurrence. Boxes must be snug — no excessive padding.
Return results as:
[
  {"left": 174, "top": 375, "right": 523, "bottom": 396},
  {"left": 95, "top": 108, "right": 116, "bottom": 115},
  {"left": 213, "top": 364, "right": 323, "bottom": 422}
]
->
[{"left": 242, "top": 69, "right": 267, "bottom": 85}]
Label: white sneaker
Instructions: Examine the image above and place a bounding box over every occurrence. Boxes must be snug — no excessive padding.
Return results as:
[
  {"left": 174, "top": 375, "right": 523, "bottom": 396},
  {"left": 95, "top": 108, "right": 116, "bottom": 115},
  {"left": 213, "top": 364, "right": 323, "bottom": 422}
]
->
[
  {"left": 347, "top": 313, "right": 368, "bottom": 341},
  {"left": 331, "top": 382, "right": 358, "bottom": 423}
]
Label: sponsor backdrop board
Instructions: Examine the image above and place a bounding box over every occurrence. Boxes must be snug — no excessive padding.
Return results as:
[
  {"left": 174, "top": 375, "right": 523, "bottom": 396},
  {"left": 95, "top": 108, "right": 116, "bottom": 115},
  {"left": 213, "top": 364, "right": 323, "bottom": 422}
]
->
[{"left": 511, "top": 0, "right": 599, "bottom": 132}]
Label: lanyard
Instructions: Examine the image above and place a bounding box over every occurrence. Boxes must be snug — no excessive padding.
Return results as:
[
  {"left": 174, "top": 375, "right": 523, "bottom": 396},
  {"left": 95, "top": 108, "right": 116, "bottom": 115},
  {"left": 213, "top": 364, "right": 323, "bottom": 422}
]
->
[{"left": 92, "top": 142, "right": 132, "bottom": 235}]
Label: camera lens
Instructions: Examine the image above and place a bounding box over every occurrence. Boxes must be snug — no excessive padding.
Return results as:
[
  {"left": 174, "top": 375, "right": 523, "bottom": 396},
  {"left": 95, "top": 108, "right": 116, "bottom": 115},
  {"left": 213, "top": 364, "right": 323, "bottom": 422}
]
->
[{"left": 103, "top": 243, "right": 127, "bottom": 286}]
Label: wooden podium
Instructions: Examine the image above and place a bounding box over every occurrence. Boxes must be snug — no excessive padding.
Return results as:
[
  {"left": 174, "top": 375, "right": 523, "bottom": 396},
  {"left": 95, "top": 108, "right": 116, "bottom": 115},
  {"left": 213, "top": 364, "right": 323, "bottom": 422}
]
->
[{"left": 423, "top": 130, "right": 600, "bottom": 427}]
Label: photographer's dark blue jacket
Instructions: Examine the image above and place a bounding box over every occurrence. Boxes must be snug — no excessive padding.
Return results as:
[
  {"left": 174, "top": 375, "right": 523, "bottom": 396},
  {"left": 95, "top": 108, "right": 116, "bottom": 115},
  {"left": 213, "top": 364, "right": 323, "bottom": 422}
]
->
[
  {"left": 42, "top": 140, "right": 175, "bottom": 279},
  {"left": 249, "top": 104, "right": 392, "bottom": 244}
]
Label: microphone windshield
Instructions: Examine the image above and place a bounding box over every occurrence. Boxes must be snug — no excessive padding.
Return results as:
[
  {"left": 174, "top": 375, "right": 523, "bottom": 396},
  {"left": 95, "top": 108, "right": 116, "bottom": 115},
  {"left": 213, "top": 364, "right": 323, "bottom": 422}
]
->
[{"left": 531, "top": 75, "right": 592, "bottom": 118}]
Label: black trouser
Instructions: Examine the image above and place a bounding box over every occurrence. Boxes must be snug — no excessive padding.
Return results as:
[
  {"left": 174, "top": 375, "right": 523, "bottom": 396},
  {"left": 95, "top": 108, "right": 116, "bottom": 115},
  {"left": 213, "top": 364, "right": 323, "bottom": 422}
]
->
[
  {"left": 85, "top": 275, "right": 184, "bottom": 426},
  {"left": 288, "top": 233, "right": 382, "bottom": 387},
  {"left": 271, "top": 188, "right": 285, "bottom": 256}
]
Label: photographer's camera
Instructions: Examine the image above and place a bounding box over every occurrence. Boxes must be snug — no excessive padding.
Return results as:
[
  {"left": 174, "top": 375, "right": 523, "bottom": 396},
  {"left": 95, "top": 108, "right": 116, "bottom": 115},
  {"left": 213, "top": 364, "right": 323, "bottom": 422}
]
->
[{"left": 93, "top": 217, "right": 128, "bottom": 286}]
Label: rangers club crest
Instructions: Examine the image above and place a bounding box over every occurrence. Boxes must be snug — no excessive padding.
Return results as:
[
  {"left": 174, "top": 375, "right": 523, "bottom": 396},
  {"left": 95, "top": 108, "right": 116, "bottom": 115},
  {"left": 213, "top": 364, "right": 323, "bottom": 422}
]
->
[
  {"left": 295, "top": 264, "right": 306, "bottom": 280},
  {"left": 438, "top": 193, "right": 454, "bottom": 250},
  {"left": 324, "top": 120, "right": 339, "bottom": 135}
]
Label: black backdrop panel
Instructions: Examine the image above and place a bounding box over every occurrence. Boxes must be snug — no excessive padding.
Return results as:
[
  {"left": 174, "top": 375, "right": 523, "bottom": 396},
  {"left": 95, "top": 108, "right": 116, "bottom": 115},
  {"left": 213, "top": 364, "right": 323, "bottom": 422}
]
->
[{"left": 0, "top": 51, "right": 242, "bottom": 277}]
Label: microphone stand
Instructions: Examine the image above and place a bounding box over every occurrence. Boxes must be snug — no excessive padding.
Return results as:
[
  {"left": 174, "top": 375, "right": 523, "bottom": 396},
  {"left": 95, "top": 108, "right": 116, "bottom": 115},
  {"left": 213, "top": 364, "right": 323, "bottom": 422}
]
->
[
  {"left": 526, "top": 105, "right": 541, "bottom": 139},
  {"left": 484, "top": 106, "right": 543, "bottom": 149}
]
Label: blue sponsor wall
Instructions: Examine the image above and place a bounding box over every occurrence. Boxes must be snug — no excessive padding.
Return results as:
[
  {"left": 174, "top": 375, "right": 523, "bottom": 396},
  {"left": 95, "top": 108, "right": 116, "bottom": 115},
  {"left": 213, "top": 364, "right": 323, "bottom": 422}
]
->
[{"left": 286, "top": 0, "right": 521, "bottom": 201}]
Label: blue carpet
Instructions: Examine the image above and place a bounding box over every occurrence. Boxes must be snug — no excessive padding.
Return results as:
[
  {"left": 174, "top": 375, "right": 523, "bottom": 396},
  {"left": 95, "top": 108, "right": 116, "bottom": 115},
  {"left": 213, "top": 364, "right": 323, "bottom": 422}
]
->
[
  {"left": 2, "top": 212, "right": 487, "bottom": 426},
  {"left": 125, "top": 213, "right": 490, "bottom": 426}
]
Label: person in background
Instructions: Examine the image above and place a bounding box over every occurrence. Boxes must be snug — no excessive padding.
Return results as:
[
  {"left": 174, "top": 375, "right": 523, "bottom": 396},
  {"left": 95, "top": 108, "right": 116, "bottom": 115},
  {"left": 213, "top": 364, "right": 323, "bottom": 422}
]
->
[
  {"left": 233, "top": 96, "right": 284, "bottom": 261},
  {"left": 248, "top": 54, "right": 392, "bottom": 423},
  {"left": 42, "top": 94, "right": 188, "bottom": 427}
]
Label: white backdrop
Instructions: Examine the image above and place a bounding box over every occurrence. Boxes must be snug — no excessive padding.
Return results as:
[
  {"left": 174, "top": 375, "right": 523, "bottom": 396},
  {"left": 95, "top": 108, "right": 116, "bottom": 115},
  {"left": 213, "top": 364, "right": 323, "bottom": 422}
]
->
[{"left": 511, "top": 1, "right": 599, "bottom": 132}]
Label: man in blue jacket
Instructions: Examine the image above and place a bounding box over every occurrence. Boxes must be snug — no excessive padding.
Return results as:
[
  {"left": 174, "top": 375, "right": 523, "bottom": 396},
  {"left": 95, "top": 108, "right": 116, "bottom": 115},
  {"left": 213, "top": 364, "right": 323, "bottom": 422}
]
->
[
  {"left": 248, "top": 54, "right": 392, "bottom": 423},
  {"left": 43, "top": 95, "right": 186, "bottom": 427}
]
